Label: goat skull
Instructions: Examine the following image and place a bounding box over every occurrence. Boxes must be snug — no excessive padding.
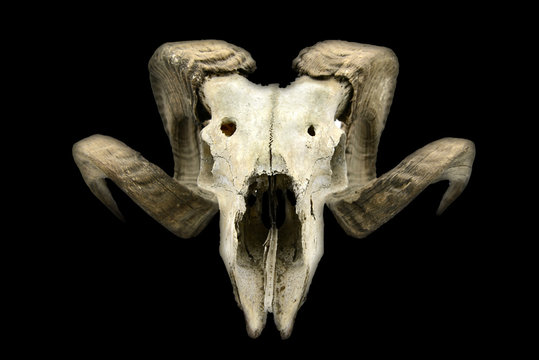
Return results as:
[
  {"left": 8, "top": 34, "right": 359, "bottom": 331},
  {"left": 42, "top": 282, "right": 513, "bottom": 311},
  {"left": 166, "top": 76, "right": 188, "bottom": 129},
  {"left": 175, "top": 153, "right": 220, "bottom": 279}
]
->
[{"left": 73, "top": 40, "right": 475, "bottom": 338}]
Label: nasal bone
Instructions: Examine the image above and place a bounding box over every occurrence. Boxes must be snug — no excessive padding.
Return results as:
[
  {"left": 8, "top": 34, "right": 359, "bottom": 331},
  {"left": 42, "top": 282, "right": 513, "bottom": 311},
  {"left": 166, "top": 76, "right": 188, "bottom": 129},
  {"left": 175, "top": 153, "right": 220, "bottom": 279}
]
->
[
  {"left": 263, "top": 174, "right": 279, "bottom": 312},
  {"left": 263, "top": 224, "right": 278, "bottom": 312}
]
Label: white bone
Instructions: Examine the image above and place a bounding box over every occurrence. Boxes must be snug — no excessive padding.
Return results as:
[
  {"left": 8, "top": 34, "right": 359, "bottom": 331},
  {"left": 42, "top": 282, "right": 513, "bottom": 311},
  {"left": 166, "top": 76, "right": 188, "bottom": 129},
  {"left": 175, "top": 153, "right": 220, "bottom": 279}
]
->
[{"left": 199, "top": 74, "right": 348, "bottom": 338}]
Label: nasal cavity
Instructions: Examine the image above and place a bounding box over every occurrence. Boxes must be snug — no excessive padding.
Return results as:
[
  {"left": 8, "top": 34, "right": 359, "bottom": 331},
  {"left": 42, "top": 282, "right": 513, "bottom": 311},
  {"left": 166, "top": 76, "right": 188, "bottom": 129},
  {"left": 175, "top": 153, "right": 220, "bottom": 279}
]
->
[
  {"left": 307, "top": 125, "right": 316, "bottom": 136},
  {"left": 220, "top": 117, "right": 237, "bottom": 136},
  {"left": 261, "top": 189, "right": 287, "bottom": 229}
]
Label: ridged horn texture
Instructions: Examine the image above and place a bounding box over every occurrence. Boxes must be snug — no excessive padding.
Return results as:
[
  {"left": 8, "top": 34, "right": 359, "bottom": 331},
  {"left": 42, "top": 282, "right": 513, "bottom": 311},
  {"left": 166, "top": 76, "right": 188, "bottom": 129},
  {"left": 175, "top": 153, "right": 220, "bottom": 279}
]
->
[
  {"left": 328, "top": 138, "right": 475, "bottom": 238},
  {"left": 72, "top": 135, "right": 218, "bottom": 238},
  {"left": 293, "top": 40, "right": 475, "bottom": 239},
  {"left": 74, "top": 40, "right": 256, "bottom": 238}
]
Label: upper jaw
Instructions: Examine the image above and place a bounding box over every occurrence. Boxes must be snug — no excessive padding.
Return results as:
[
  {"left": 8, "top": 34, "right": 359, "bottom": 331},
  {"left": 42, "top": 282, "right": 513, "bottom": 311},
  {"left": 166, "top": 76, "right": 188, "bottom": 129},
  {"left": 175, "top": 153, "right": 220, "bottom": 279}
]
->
[{"left": 216, "top": 171, "right": 330, "bottom": 338}]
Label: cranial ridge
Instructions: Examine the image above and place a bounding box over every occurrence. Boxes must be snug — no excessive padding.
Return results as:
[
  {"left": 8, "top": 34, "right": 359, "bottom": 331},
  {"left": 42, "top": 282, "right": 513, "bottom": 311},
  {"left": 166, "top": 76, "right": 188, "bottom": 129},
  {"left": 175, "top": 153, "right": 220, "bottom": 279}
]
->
[{"left": 73, "top": 40, "right": 475, "bottom": 339}]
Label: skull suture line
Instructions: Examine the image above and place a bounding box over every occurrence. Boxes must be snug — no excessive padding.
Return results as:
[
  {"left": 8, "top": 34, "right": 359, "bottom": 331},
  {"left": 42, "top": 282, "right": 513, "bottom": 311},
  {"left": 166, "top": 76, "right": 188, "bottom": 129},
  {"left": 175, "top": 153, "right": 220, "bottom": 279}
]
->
[{"left": 73, "top": 40, "right": 475, "bottom": 339}]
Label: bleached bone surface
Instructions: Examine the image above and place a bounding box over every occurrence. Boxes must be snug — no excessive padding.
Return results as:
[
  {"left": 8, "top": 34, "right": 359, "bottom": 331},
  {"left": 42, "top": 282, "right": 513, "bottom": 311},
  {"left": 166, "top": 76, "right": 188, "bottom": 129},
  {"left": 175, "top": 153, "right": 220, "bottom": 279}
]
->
[
  {"left": 73, "top": 40, "right": 475, "bottom": 339},
  {"left": 199, "top": 74, "right": 348, "bottom": 337}
]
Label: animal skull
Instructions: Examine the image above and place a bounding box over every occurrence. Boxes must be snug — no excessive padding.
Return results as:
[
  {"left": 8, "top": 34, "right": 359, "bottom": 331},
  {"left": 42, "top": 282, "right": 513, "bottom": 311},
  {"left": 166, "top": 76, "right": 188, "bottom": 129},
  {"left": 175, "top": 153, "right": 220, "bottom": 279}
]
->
[{"left": 73, "top": 40, "right": 475, "bottom": 339}]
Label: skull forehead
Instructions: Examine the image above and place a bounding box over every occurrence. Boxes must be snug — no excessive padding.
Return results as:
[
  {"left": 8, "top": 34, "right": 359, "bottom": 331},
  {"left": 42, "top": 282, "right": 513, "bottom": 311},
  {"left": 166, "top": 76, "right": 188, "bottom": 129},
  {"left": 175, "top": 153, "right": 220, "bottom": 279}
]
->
[
  {"left": 200, "top": 74, "right": 347, "bottom": 195},
  {"left": 203, "top": 74, "right": 345, "bottom": 121},
  {"left": 272, "top": 77, "right": 347, "bottom": 185},
  {"left": 278, "top": 76, "right": 347, "bottom": 121},
  {"left": 202, "top": 75, "right": 275, "bottom": 122}
]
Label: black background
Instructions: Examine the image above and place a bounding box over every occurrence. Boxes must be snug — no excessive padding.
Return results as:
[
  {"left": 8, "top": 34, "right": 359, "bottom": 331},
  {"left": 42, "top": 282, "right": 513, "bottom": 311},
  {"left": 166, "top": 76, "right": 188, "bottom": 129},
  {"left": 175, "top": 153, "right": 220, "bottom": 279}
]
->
[{"left": 19, "top": 4, "right": 527, "bottom": 357}]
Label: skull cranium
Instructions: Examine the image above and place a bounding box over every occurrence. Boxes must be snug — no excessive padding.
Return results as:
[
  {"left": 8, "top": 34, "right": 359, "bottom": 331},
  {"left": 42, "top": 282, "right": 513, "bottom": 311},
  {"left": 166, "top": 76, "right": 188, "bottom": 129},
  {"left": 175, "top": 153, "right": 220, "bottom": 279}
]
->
[{"left": 73, "top": 40, "right": 475, "bottom": 338}]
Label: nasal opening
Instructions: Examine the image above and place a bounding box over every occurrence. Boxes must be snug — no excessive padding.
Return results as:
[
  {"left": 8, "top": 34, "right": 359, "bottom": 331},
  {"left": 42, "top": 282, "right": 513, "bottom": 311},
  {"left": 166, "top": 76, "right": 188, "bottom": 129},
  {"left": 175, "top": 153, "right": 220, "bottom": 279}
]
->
[
  {"left": 236, "top": 174, "right": 303, "bottom": 268},
  {"left": 252, "top": 175, "right": 295, "bottom": 231}
]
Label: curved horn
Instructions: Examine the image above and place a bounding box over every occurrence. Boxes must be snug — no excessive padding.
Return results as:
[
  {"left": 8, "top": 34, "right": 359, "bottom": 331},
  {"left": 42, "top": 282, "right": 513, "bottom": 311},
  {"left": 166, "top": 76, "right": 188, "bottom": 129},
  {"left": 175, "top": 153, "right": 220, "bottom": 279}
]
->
[
  {"left": 73, "top": 135, "right": 218, "bottom": 238},
  {"left": 73, "top": 40, "right": 256, "bottom": 237},
  {"left": 148, "top": 40, "right": 256, "bottom": 185},
  {"left": 294, "top": 41, "right": 475, "bottom": 238},
  {"left": 293, "top": 40, "right": 399, "bottom": 186},
  {"left": 328, "top": 138, "right": 475, "bottom": 238}
]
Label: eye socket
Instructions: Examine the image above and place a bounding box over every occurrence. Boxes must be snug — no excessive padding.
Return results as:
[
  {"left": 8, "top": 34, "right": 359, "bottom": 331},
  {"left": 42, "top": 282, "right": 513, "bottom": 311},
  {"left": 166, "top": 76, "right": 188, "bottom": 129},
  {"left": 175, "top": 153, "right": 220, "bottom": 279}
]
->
[
  {"left": 220, "top": 118, "right": 237, "bottom": 137},
  {"left": 307, "top": 125, "right": 316, "bottom": 136}
]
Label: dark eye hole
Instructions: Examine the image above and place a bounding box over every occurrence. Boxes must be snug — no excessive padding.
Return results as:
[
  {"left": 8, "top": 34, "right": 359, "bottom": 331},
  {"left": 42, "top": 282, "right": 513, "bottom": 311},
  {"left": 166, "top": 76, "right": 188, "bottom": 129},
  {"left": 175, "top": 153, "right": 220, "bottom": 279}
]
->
[
  {"left": 220, "top": 118, "right": 237, "bottom": 137},
  {"left": 307, "top": 125, "right": 316, "bottom": 136}
]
